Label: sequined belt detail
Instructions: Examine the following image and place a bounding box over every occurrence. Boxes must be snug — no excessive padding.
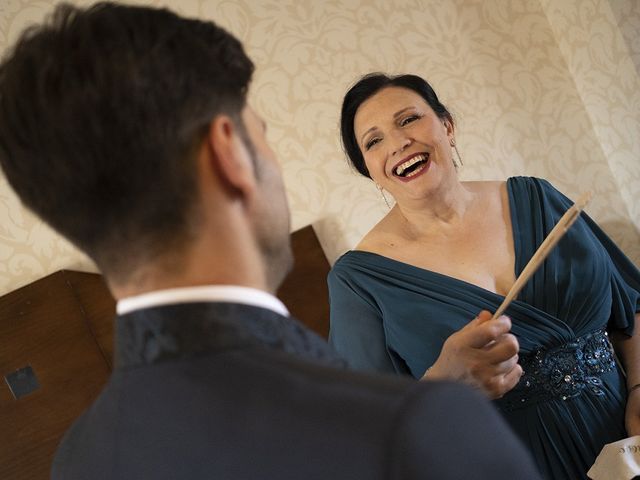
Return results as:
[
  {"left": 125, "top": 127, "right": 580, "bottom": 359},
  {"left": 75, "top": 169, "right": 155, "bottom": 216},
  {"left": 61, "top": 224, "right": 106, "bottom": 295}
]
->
[{"left": 496, "top": 329, "right": 617, "bottom": 412}]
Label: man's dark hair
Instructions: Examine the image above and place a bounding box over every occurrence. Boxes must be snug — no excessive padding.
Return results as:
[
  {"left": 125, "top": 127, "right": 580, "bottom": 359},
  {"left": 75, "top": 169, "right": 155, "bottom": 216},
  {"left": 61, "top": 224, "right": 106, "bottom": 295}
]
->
[
  {"left": 340, "top": 73, "right": 453, "bottom": 178},
  {"left": 0, "top": 2, "right": 254, "bottom": 280}
]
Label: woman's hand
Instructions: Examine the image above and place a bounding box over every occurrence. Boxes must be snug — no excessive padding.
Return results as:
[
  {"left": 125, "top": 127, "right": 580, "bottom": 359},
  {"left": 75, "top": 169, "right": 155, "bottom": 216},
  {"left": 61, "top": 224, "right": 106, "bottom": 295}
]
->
[
  {"left": 625, "top": 386, "right": 640, "bottom": 436},
  {"left": 422, "top": 310, "right": 522, "bottom": 399}
]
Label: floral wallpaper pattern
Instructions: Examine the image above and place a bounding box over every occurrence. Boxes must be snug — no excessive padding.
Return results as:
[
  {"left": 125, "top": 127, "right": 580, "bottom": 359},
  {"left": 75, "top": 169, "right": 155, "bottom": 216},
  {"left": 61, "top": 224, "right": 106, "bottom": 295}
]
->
[{"left": 0, "top": 0, "right": 638, "bottom": 296}]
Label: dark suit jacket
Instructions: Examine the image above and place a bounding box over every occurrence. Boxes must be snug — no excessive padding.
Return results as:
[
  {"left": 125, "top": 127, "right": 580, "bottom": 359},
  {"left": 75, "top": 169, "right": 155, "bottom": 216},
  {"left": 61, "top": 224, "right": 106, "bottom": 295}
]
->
[{"left": 51, "top": 302, "right": 540, "bottom": 479}]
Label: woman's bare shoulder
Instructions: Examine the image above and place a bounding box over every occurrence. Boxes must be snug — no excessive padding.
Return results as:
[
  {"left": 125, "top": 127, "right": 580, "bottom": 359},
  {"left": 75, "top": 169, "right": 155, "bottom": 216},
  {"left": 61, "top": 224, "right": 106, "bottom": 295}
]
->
[
  {"left": 461, "top": 179, "right": 505, "bottom": 193},
  {"left": 354, "top": 213, "right": 401, "bottom": 254},
  {"left": 462, "top": 179, "right": 507, "bottom": 205}
]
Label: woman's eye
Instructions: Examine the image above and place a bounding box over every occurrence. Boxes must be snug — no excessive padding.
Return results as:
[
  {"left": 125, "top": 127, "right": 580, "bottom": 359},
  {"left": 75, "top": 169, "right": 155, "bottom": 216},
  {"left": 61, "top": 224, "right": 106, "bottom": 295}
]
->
[
  {"left": 400, "top": 115, "right": 419, "bottom": 126},
  {"left": 365, "top": 138, "right": 380, "bottom": 150}
]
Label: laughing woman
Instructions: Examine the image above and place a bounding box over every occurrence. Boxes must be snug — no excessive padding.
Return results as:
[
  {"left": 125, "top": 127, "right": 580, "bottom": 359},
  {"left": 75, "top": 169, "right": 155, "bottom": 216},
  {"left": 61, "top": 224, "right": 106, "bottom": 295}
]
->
[{"left": 328, "top": 73, "right": 640, "bottom": 479}]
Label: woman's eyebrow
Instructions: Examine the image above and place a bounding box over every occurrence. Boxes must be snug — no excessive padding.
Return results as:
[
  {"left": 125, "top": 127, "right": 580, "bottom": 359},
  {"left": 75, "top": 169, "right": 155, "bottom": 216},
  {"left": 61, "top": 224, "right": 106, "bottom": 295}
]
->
[
  {"left": 393, "top": 107, "right": 414, "bottom": 119},
  {"left": 359, "top": 107, "right": 415, "bottom": 145},
  {"left": 359, "top": 126, "right": 378, "bottom": 145}
]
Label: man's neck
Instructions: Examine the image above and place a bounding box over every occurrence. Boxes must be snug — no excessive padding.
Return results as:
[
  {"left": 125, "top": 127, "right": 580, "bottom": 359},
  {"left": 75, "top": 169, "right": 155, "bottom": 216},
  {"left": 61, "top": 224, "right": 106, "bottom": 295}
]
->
[{"left": 108, "top": 233, "right": 270, "bottom": 301}]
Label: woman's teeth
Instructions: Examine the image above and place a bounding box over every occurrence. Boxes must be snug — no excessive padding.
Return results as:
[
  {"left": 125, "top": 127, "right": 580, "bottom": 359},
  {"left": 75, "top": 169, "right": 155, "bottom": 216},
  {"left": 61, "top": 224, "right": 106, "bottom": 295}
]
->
[{"left": 394, "top": 154, "right": 428, "bottom": 177}]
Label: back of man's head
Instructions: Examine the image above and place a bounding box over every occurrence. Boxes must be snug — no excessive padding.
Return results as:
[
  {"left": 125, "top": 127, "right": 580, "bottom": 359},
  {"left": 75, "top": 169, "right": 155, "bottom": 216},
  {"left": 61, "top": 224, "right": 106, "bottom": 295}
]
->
[{"left": 0, "top": 2, "right": 254, "bottom": 281}]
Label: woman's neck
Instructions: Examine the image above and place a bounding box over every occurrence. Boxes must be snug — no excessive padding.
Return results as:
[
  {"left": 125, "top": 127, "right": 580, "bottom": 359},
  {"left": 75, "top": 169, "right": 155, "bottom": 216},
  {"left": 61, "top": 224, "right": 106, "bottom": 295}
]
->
[{"left": 392, "top": 180, "right": 476, "bottom": 239}]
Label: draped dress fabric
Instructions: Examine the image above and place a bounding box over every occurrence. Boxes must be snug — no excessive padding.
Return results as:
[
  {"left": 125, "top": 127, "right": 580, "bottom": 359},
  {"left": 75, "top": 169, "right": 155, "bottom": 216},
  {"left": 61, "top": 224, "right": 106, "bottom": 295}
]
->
[{"left": 328, "top": 176, "right": 640, "bottom": 479}]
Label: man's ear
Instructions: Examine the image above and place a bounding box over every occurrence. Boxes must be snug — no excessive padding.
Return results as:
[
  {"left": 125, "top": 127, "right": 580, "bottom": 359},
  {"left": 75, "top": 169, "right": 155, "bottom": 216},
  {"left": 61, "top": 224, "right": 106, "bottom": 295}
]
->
[{"left": 204, "top": 115, "right": 256, "bottom": 197}]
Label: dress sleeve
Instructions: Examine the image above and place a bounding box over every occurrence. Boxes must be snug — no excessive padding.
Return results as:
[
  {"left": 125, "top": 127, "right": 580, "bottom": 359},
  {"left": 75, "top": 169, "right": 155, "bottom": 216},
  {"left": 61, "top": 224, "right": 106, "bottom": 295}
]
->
[
  {"left": 327, "top": 265, "right": 398, "bottom": 374},
  {"left": 538, "top": 178, "right": 640, "bottom": 334},
  {"left": 581, "top": 213, "right": 640, "bottom": 335}
]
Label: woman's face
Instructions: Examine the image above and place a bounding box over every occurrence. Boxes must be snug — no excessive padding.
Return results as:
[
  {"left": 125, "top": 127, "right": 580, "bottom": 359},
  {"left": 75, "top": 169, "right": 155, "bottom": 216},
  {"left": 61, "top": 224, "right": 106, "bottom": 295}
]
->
[{"left": 353, "top": 86, "right": 455, "bottom": 201}]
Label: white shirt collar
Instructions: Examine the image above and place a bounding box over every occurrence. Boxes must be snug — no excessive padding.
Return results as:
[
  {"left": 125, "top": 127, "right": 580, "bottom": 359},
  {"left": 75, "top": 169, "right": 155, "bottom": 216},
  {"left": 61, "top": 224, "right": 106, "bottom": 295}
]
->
[{"left": 116, "top": 285, "right": 289, "bottom": 317}]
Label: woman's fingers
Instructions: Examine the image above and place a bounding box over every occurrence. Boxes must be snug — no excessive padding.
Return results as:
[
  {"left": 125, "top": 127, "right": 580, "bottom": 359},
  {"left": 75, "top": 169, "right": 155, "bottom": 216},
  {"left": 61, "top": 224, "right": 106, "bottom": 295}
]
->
[
  {"left": 464, "top": 315, "right": 513, "bottom": 349},
  {"left": 491, "top": 350, "right": 520, "bottom": 374},
  {"left": 489, "top": 364, "right": 523, "bottom": 399},
  {"left": 428, "top": 311, "right": 523, "bottom": 399},
  {"left": 484, "top": 333, "right": 519, "bottom": 362}
]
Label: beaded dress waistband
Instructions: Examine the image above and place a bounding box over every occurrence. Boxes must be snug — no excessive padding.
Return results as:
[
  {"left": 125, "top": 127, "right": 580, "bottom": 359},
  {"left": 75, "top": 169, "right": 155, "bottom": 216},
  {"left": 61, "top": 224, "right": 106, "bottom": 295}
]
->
[{"left": 496, "top": 329, "right": 617, "bottom": 412}]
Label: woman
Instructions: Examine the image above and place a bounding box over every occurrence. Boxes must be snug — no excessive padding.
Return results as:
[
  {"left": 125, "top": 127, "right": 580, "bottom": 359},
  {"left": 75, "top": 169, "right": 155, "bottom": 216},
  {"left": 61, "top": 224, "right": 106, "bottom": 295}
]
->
[{"left": 328, "top": 73, "right": 640, "bottom": 479}]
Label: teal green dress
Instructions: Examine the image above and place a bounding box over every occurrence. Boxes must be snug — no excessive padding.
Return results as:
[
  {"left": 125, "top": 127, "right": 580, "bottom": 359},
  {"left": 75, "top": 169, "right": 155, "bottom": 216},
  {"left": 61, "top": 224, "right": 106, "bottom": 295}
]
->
[{"left": 328, "top": 176, "right": 640, "bottom": 479}]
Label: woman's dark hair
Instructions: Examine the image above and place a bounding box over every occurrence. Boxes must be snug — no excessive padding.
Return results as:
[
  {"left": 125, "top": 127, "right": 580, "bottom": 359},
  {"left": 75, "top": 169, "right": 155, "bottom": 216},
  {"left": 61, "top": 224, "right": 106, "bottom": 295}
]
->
[
  {"left": 0, "top": 2, "right": 254, "bottom": 280},
  {"left": 340, "top": 73, "right": 453, "bottom": 178}
]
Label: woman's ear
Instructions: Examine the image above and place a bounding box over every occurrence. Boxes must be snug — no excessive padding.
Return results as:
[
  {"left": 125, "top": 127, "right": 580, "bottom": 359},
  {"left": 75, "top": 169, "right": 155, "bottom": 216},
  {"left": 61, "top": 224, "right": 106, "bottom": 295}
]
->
[
  {"left": 444, "top": 117, "right": 455, "bottom": 139},
  {"left": 204, "top": 115, "right": 256, "bottom": 197}
]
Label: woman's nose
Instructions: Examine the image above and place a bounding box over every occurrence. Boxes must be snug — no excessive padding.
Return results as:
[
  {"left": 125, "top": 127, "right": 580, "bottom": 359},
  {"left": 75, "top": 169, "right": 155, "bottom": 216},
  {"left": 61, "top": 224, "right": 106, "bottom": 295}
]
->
[{"left": 391, "top": 135, "right": 411, "bottom": 156}]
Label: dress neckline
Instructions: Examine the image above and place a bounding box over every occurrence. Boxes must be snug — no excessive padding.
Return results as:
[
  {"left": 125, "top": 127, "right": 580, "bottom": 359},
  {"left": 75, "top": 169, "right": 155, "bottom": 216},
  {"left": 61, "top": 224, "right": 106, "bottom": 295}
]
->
[{"left": 345, "top": 249, "right": 509, "bottom": 299}]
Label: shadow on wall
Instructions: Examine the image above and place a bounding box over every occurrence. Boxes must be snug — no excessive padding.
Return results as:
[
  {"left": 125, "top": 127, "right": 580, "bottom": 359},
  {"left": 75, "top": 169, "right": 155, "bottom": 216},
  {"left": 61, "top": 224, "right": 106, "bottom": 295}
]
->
[{"left": 312, "top": 216, "right": 354, "bottom": 266}]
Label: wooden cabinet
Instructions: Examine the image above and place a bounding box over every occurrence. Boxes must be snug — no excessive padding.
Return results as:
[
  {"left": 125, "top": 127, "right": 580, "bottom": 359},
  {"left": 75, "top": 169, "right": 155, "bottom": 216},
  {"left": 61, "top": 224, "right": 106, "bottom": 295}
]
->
[
  {"left": 0, "top": 225, "right": 331, "bottom": 479},
  {"left": 0, "top": 271, "right": 114, "bottom": 479}
]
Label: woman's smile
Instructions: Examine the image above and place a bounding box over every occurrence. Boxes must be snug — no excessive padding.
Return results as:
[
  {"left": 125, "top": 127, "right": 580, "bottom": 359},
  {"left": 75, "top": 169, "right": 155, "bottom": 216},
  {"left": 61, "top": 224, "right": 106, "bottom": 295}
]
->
[{"left": 392, "top": 152, "right": 430, "bottom": 181}]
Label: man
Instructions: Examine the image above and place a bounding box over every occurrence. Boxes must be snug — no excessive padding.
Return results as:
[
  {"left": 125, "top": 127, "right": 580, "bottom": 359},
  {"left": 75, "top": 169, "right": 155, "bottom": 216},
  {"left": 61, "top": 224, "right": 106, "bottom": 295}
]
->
[{"left": 0, "top": 3, "right": 540, "bottom": 479}]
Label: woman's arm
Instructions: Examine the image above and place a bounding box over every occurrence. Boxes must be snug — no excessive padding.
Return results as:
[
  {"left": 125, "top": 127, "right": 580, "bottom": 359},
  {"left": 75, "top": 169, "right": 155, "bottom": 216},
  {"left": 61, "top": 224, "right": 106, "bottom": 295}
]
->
[
  {"left": 328, "top": 269, "right": 398, "bottom": 373},
  {"left": 612, "top": 312, "right": 640, "bottom": 435}
]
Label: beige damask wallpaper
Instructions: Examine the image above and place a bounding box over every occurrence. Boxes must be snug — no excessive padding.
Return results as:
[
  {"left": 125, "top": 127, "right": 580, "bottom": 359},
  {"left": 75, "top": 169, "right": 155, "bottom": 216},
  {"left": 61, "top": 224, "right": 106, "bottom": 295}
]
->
[{"left": 0, "top": 0, "right": 638, "bottom": 296}]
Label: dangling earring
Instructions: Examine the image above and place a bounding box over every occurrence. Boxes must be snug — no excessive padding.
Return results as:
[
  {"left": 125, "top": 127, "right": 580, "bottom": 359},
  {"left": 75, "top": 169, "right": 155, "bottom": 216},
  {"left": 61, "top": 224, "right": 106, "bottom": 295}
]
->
[
  {"left": 450, "top": 139, "right": 463, "bottom": 169},
  {"left": 375, "top": 183, "right": 392, "bottom": 209}
]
